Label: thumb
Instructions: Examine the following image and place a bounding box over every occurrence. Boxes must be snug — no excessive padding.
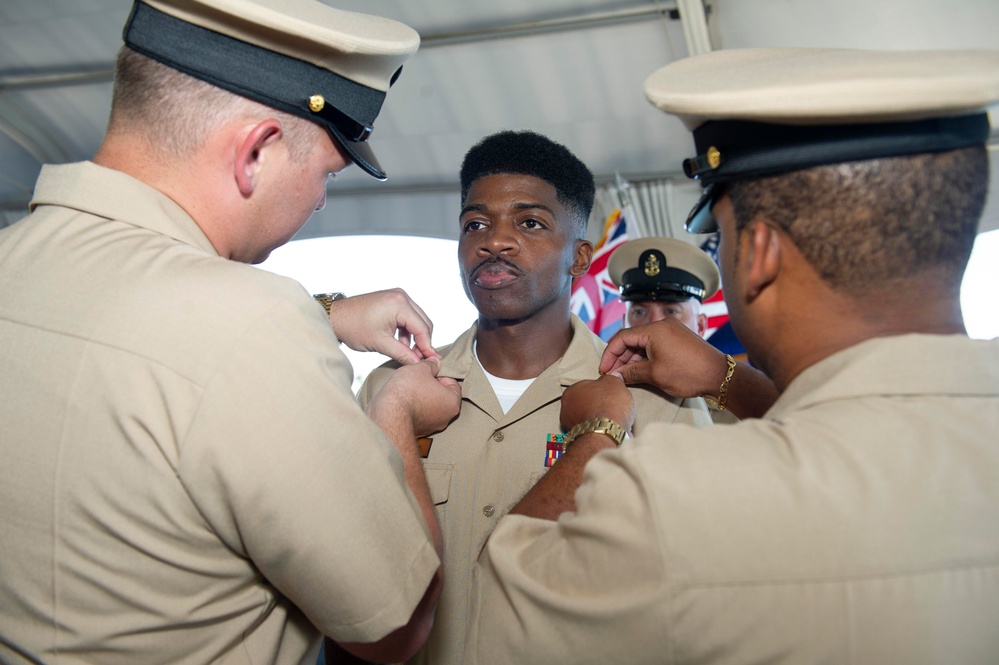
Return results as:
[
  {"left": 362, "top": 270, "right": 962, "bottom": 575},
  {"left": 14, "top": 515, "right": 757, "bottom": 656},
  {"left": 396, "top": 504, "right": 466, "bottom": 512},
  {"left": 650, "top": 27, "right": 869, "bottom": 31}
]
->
[
  {"left": 421, "top": 355, "right": 442, "bottom": 376},
  {"left": 438, "top": 375, "right": 462, "bottom": 399},
  {"left": 384, "top": 337, "right": 422, "bottom": 366},
  {"left": 616, "top": 359, "right": 654, "bottom": 386}
]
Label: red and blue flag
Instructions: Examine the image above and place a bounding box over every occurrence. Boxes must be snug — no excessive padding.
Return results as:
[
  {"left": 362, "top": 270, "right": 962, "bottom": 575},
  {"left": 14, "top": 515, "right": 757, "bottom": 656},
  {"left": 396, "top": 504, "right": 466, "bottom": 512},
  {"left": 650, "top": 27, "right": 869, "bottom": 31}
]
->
[{"left": 571, "top": 207, "right": 630, "bottom": 341}]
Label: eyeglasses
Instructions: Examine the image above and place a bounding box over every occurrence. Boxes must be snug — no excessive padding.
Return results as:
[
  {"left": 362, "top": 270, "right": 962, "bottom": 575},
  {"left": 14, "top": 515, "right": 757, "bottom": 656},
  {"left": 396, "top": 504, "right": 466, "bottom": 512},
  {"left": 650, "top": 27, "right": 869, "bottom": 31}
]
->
[{"left": 685, "top": 183, "right": 722, "bottom": 234}]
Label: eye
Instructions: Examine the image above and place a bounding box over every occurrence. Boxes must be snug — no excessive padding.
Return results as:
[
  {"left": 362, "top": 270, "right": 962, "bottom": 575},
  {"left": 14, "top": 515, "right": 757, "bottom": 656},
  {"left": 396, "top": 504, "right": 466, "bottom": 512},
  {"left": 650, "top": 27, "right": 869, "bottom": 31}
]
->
[
  {"left": 521, "top": 218, "right": 544, "bottom": 230},
  {"left": 631, "top": 307, "right": 647, "bottom": 317},
  {"left": 462, "top": 220, "right": 486, "bottom": 234}
]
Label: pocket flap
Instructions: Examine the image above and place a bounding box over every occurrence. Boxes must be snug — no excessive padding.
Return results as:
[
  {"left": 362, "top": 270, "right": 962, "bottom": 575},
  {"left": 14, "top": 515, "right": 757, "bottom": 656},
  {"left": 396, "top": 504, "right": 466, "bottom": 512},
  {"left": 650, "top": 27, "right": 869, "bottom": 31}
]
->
[{"left": 422, "top": 463, "right": 453, "bottom": 505}]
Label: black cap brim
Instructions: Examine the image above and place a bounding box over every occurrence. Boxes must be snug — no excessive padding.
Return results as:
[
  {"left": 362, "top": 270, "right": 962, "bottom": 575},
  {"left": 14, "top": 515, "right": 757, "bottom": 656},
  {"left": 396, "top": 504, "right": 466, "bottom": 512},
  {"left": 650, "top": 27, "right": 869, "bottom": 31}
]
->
[{"left": 326, "top": 125, "right": 386, "bottom": 181}]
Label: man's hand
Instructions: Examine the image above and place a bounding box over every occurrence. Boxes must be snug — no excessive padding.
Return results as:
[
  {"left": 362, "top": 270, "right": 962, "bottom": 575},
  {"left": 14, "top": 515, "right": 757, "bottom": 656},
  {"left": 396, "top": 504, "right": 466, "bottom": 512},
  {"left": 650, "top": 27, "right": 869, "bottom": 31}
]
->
[
  {"left": 327, "top": 289, "right": 438, "bottom": 365},
  {"left": 601, "top": 318, "right": 779, "bottom": 419},
  {"left": 366, "top": 356, "right": 461, "bottom": 439},
  {"left": 561, "top": 374, "right": 636, "bottom": 435},
  {"left": 600, "top": 318, "right": 727, "bottom": 399}
]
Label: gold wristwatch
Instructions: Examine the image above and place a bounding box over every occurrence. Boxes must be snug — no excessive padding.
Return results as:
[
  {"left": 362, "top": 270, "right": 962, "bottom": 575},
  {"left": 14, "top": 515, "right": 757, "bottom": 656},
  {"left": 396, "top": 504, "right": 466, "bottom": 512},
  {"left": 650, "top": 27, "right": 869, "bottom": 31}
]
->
[
  {"left": 562, "top": 417, "right": 626, "bottom": 453},
  {"left": 313, "top": 292, "right": 346, "bottom": 317}
]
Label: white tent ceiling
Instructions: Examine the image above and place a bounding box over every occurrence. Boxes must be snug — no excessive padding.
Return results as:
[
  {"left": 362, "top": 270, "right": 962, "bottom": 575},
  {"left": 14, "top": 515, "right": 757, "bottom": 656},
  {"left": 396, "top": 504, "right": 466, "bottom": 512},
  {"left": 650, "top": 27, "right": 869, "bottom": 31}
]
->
[{"left": 2, "top": 0, "right": 998, "bottom": 243}]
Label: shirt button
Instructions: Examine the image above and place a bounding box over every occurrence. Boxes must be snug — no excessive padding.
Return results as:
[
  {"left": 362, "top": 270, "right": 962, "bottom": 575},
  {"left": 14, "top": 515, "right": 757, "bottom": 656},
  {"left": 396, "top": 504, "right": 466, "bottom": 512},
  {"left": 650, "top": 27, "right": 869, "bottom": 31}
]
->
[
  {"left": 482, "top": 505, "right": 495, "bottom": 517},
  {"left": 492, "top": 431, "right": 504, "bottom": 442}
]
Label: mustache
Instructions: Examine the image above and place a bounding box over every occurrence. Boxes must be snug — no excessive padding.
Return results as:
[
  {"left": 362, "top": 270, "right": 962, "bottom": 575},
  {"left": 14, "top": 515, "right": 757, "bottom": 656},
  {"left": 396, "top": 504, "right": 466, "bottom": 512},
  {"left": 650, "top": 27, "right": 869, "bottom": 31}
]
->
[{"left": 470, "top": 256, "right": 525, "bottom": 279}]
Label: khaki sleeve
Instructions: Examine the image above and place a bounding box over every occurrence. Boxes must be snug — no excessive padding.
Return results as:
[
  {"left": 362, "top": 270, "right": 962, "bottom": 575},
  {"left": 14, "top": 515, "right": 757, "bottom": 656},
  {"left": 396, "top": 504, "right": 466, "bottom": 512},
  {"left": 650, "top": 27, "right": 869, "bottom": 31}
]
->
[
  {"left": 463, "top": 445, "right": 671, "bottom": 664},
  {"left": 178, "top": 296, "right": 438, "bottom": 644}
]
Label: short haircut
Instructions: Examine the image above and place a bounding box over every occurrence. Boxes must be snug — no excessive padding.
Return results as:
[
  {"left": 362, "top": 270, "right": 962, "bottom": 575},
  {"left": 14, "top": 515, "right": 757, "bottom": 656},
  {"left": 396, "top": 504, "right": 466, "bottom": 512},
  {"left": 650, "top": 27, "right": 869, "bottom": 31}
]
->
[
  {"left": 728, "top": 145, "right": 988, "bottom": 296},
  {"left": 460, "top": 130, "right": 595, "bottom": 237},
  {"left": 108, "top": 47, "right": 321, "bottom": 161}
]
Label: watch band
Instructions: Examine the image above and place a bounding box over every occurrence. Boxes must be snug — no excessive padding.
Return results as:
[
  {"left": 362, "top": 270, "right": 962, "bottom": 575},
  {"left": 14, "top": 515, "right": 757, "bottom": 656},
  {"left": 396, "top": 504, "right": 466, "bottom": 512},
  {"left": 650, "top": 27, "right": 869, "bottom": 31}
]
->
[
  {"left": 562, "top": 417, "right": 626, "bottom": 453},
  {"left": 313, "top": 292, "right": 346, "bottom": 317},
  {"left": 716, "top": 354, "right": 737, "bottom": 411}
]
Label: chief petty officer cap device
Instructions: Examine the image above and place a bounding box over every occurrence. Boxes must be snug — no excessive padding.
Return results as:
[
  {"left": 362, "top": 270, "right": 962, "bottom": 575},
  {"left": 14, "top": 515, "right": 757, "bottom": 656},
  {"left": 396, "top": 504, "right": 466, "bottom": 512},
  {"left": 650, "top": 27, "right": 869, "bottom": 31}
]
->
[
  {"left": 122, "top": 0, "right": 420, "bottom": 181},
  {"left": 609, "top": 238, "right": 720, "bottom": 304},
  {"left": 643, "top": 48, "right": 999, "bottom": 233}
]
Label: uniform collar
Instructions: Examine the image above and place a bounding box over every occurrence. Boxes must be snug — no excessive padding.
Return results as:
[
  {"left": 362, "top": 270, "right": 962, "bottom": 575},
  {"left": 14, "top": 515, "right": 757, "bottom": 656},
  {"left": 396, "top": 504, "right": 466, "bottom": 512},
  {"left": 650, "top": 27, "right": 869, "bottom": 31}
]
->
[
  {"left": 29, "top": 161, "right": 219, "bottom": 256},
  {"left": 767, "top": 333, "right": 999, "bottom": 420},
  {"left": 438, "top": 314, "right": 607, "bottom": 423},
  {"left": 439, "top": 314, "right": 603, "bottom": 383}
]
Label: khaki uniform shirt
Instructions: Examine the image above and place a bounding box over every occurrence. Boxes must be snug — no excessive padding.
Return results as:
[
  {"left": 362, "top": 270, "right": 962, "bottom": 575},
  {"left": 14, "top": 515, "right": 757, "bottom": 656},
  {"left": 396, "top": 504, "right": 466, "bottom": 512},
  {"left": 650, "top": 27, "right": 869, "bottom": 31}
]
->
[
  {"left": 465, "top": 333, "right": 999, "bottom": 665},
  {"left": 359, "top": 316, "right": 711, "bottom": 664},
  {"left": 0, "top": 163, "right": 438, "bottom": 665}
]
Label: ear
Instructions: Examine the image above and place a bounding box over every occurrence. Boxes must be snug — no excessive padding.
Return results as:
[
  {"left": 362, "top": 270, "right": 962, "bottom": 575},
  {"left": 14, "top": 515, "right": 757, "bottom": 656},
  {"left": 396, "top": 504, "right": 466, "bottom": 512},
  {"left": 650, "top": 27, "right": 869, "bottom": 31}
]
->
[
  {"left": 570, "top": 239, "right": 593, "bottom": 277},
  {"left": 234, "top": 119, "right": 284, "bottom": 197},
  {"left": 696, "top": 311, "right": 708, "bottom": 337},
  {"left": 743, "top": 220, "right": 781, "bottom": 300}
]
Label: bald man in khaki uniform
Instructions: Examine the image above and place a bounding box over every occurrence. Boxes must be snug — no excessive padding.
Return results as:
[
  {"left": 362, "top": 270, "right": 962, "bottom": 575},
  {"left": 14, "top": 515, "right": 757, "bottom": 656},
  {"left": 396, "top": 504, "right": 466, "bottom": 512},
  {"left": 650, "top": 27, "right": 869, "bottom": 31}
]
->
[
  {"left": 0, "top": 1, "right": 461, "bottom": 663},
  {"left": 359, "top": 130, "right": 711, "bottom": 665},
  {"left": 464, "top": 49, "right": 999, "bottom": 664}
]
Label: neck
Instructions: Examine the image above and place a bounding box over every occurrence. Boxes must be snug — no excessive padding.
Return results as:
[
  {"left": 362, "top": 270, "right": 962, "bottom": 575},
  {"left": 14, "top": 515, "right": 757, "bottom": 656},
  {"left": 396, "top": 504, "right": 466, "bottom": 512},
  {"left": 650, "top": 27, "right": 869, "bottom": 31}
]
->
[
  {"left": 475, "top": 306, "right": 574, "bottom": 380},
  {"left": 93, "top": 129, "right": 239, "bottom": 260},
  {"left": 763, "top": 272, "right": 966, "bottom": 391},
  {"left": 93, "top": 131, "right": 165, "bottom": 185}
]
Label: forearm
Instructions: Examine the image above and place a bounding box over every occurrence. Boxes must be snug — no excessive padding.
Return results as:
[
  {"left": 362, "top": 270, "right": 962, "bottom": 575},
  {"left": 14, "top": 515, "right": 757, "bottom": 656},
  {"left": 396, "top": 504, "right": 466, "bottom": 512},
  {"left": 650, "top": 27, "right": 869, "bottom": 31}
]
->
[
  {"left": 712, "top": 361, "right": 779, "bottom": 420},
  {"left": 366, "top": 404, "right": 443, "bottom": 557},
  {"left": 509, "top": 433, "right": 618, "bottom": 521},
  {"left": 517, "top": 376, "right": 634, "bottom": 520}
]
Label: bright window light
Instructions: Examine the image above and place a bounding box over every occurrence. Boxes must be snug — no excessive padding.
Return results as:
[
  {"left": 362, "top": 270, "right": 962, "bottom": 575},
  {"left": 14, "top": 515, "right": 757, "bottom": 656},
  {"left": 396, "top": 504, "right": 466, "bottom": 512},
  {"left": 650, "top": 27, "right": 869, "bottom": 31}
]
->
[
  {"left": 962, "top": 228, "right": 999, "bottom": 341},
  {"left": 258, "top": 235, "right": 478, "bottom": 392},
  {"left": 260, "top": 229, "right": 997, "bottom": 392}
]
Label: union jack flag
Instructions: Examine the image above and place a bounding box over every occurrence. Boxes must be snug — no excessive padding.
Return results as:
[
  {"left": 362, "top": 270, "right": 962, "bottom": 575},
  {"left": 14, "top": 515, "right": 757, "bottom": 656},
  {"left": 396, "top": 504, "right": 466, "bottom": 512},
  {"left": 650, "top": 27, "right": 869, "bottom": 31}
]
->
[{"left": 570, "top": 207, "right": 630, "bottom": 341}]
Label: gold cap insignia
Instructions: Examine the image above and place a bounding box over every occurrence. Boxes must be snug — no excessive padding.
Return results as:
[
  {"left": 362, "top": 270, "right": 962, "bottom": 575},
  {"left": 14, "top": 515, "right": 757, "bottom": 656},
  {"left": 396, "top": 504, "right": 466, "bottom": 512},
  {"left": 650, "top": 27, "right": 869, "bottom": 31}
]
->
[
  {"left": 308, "top": 95, "right": 325, "bottom": 113},
  {"left": 644, "top": 253, "right": 661, "bottom": 277}
]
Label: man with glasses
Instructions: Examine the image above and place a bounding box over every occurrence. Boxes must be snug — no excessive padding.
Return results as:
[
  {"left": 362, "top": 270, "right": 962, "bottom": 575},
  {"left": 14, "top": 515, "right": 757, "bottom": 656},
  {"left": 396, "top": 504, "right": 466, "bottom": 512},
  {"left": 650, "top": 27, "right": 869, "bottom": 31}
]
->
[{"left": 463, "top": 48, "right": 999, "bottom": 664}]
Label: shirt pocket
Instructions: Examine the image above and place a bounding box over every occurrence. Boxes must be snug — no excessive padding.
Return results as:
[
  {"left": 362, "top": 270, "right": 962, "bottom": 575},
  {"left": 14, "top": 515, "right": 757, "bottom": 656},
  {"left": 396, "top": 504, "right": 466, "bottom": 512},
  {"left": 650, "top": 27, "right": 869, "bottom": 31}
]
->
[{"left": 423, "top": 462, "right": 453, "bottom": 506}]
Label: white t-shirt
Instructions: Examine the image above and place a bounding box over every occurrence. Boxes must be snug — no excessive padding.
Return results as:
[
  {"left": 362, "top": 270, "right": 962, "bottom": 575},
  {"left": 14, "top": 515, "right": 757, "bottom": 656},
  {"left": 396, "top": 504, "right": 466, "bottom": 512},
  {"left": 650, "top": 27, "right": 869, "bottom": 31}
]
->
[{"left": 474, "top": 341, "right": 537, "bottom": 413}]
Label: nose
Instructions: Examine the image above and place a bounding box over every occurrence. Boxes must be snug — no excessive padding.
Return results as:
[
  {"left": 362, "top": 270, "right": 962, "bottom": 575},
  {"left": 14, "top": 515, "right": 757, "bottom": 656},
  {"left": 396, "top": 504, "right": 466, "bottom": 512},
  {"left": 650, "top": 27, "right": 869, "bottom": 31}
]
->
[{"left": 477, "top": 222, "right": 519, "bottom": 257}]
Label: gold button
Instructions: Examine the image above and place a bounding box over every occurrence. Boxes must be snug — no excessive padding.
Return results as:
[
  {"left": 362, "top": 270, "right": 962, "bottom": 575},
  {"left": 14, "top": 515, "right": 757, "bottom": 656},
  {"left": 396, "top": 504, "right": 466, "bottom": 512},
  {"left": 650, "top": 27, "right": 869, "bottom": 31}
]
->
[
  {"left": 482, "top": 505, "right": 495, "bottom": 517},
  {"left": 308, "top": 94, "right": 325, "bottom": 113},
  {"left": 492, "top": 431, "right": 504, "bottom": 442},
  {"left": 706, "top": 146, "right": 721, "bottom": 169}
]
